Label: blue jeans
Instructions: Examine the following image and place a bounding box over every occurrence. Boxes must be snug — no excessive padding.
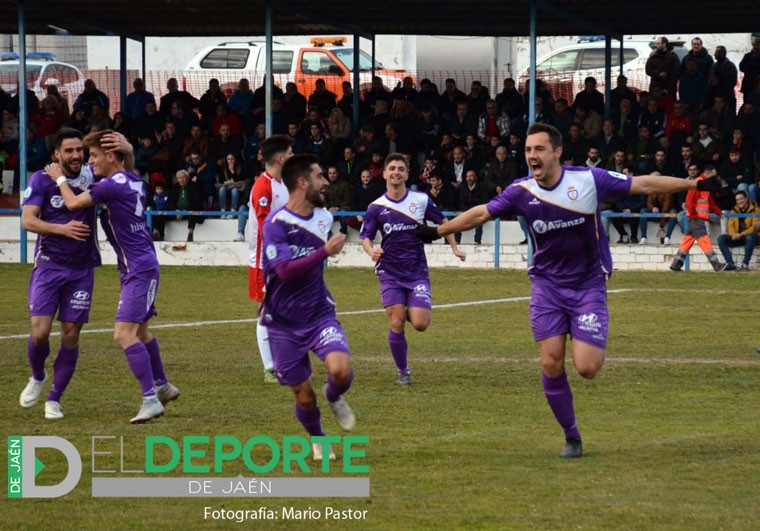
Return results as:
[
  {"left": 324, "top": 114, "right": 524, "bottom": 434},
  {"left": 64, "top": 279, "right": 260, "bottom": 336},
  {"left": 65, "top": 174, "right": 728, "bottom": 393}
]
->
[
  {"left": 237, "top": 205, "right": 248, "bottom": 234},
  {"left": 640, "top": 208, "right": 678, "bottom": 239},
  {"left": 218, "top": 186, "right": 240, "bottom": 211},
  {"left": 717, "top": 233, "right": 758, "bottom": 266}
]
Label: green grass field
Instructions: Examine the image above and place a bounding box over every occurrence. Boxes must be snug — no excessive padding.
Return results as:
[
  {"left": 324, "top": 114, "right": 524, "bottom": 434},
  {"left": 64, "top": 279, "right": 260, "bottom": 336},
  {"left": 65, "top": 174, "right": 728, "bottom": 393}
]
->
[{"left": 1, "top": 264, "right": 759, "bottom": 530}]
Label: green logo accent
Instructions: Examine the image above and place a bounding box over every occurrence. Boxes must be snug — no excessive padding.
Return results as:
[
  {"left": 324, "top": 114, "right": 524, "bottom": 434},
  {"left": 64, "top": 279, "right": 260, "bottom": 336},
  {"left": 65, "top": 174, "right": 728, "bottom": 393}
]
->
[
  {"left": 35, "top": 457, "right": 45, "bottom": 478},
  {"left": 8, "top": 436, "right": 22, "bottom": 498}
]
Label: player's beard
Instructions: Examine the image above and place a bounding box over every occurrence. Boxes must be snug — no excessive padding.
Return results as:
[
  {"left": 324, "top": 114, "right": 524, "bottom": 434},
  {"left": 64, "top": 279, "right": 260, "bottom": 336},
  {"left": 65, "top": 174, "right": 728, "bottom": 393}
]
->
[
  {"left": 308, "top": 182, "right": 325, "bottom": 208},
  {"left": 60, "top": 158, "right": 82, "bottom": 176}
]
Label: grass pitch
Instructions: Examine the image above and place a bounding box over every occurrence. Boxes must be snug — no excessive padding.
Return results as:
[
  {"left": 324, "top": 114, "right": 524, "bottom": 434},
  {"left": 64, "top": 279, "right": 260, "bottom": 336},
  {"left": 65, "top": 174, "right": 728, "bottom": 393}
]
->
[{"left": 1, "top": 264, "right": 759, "bottom": 530}]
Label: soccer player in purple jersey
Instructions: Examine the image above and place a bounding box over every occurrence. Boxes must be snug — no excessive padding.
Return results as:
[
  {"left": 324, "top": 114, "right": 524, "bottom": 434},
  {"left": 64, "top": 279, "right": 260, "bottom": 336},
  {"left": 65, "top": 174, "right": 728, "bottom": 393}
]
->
[
  {"left": 19, "top": 128, "right": 99, "bottom": 420},
  {"left": 417, "top": 123, "right": 719, "bottom": 458},
  {"left": 360, "top": 153, "right": 465, "bottom": 385},
  {"left": 261, "top": 154, "right": 356, "bottom": 461},
  {"left": 46, "top": 129, "right": 180, "bottom": 425}
]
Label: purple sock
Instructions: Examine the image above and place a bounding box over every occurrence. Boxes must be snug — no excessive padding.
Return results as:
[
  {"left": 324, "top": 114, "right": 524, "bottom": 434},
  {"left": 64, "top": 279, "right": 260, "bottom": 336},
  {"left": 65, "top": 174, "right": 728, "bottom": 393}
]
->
[
  {"left": 46, "top": 346, "right": 79, "bottom": 403},
  {"left": 124, "top": 342, "right": 157, "bottom": 397},
  {"left": 325, "top": 369, "right": 354, "bottom": 403},
  {"left": 542, "top": 371, "right": 581, "bottom": 439},
  {"left": 295, "top": 403, "right": 325, "bottom": 437},
  {"left": 388, "top": 330, "right": 409, "bottom": 374},
  {"left": 144, "top": 337, "right": 167, "bottom": 386},
  {"left": 28, "top": 337, "right": 50, "bottom": 381}
]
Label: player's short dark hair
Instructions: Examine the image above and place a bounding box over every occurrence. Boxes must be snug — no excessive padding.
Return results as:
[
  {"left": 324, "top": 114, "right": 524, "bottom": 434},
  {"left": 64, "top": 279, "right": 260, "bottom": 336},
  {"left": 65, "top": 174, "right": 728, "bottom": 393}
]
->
[
  {"left": 260, "top": 134, "right": 293, "bottom": 164},
  {"left": 527, "top": 122, "right": 563, "bottom": 149},
  {"left": 53, "top": 127, "right": 83, "bottom": 149},
  {"left": 384, "top": 152, "right": 408, "bottom": 171},
  {"left": 282, "top": 153, "right": 318, "bottom": 192}
]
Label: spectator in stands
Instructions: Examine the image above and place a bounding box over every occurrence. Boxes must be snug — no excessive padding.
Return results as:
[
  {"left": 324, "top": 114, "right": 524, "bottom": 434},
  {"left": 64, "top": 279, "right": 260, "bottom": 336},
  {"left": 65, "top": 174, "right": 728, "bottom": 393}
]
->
[
  {"left": 679, "top": 58, "right": 708, "bottom": 113},
  {"left": 519, "top": 96, "right": 550, "bottom": 131},
  {"left": 73, "top": 79, "right": 109, "bottom": 119},
  {"left": 417, "top": 78, "right": 441, "bottom": 111},
  {"left": 159, "top": 77, "right": 199, "bottom": 119},
  {"left": 440, "top": 145, "right": 476, "bottom": 190},
  {"left": 626, "top": 124, "right": 657, "bottom": 175},
  {"left": 484, "top": 146, "right": 514, "bottom": 198},
  {"left": 505, "top": 132, "right": 527, "bottom": 176},
  {"left": 210, "top": 102, "right": 243, "bottom": 139},
  {"left": 147, "top": 183, "right": 170, "bottom": 241},
  {"left": 728, "top": 128, "right": 754, "bottom": 163},
  {"left": 346, "top": 168, "right": 381, "bottom": 232},
  {"left": 363, "top": 76, "right": 393, "bottom": 116},
  {"left": 572, "top": 77, "right": 605, "bottom": 116},
  {"left": 182, "top": 124, "right": 210, "bottom": 162},
  {"left": 740, "top": 37, "right": 760, "bottom": 101},
  {"left": 308, "top": 79, "right": 338, "bottom": 118},
  {"left": 652, "top": 148, "right": 674, "bottom": 177},
  {"left": 606, "top": 149, "right": 626, "bottom": 174},
  {"left": 243, "top": 123, "right": 267, "bottom": 170},
  {"left": 337, "top": 80, "right": 355, "bottom": 118},
  {"left": 304, "top": 122, "right": 336, "bottom": 168},
  {"left": 610, "top": 99, "right": 638, "bottom": 147},
  {"left": 551, "top": 98, "right": 573, "bottom": 139},
  {"left": 718, "top": 190, "right": 760, "bottom": 270},
  {"left": 674, "top": 145, "right": 695, "bottom": 178},
  {"left": 353, "top": 123, "right": 380, "bottom": 162},
  {"left": 391, "top": 76, "right": 419, "bottom": 106},
  {"left": 664, "top": 101, "right": 693, "bottom": 152},
  {"left": 419, "top": 105, "right": 443, "bottom": 160},
  {"left": 45, "top": 82, "right": 69, "bottom": 120},
  {"left": 616, "top": 165, "right": 646, "bottom": 244},
  {"left": 458, "top": 168, "right": 488, "bottom": 244},
  {"left": 367, "top": 100, "right": 391, "bottom": 139},
  {"left": 153, "top": 121, "right": 184, "bottom": 182},
  {"left": 365, "top": 150, "right": 385, "bottom": 184},
  {"left": 31, "top": 96, "right": 63, "bottom": 154},
  {"left": 168, "top": 100, "right": 199, "bottom": 142},
  {"left": 463, "top": 133, "right": 485, "bottom": 173},
  {"left": 209, "top": 123, "right": 243, "bottom": 178},
  {"left": 427, "top": 173, "right": 458, "bottom": 213},
  {"left": 64, "top": 108, "right": 88, "bottom": 136},
  {"left": 124, "top": 78, "right": 154, "bottom": 122},
  {"left": 735, "top": 101, "right": 760, "bottom": 155},
  {"left": 379, "top": 122, "right": 412, "bottom": 158},
  {"left": 324, "top": 165, "right": 351, "bottom": 235},
  {"left": 598, "top": 118, "right": 626, "bottom": 163},
  {"left": 681, "top": 37, "right": 714, "bottom": 79},
  {"left": 562, "top": 123, "right": 590, "bottom": 166},
  {"left": 283, "top": 82, "right": 307, "bottom": 123},
  {"left": 641, "top": 173, "right": 678, "bottom": 245},
  {"left": 646, "top": 36, "right": 680, "bottom": 96},
  {"left": 448, "top": 101, "right": 478, "bottom": 143},
  {"left": 217, "top": 152, "right": 246, "bottom": 217},
  {"left": 433, "top": 132, "right": 456, "bottom": 163},
  {"left": 692, "top": 122, "right": 724, "bottom": 166},
  {"left": 574, "top": 105, "right": 602, "bottom": 140},
  {"left": 199, "top": 78, "right": 226, "bottom": 134},
  {"left": 720, "top": 147, "right": 757, "bottom": 201},
  {"left": 584, "top": 146, "right": 602, "bottom": 168},
  {"left": 610, "top": 75, "right": 638, "bottom": 113},
  {"left": 438, "top": 78, "right": 467, "bottom": 119},
  {"left": 466, "top": 81, "right": 489, "bottom": 116},
  {"left": 88, "top": 102, "right": 112, "bottom": 132},
  {"left": 250, "top": 75, "right": 284, "bottom": 128},
  {"left": 708, "top": 46, "right": 738, "bottom": 112},
  {"left": 131, "top": 100, "right": 163, "bottom": 145},
  {"left": 337, "top": 145, "right": 361, "bottom": 185},
  {"left": 477, "top": 99, "right": 510, "bottom": 143},
  {"left": 112, "top": 112, "right": 130, "bottom": 137},
  {"left": 185, "top": 149, "right": 214, "bottom": 210},
  {"left": 638, "top": 97, "right": 667, "bottom": 145},
  {"left": 135, "top": 136, "right": 158, "bottom": 178},
  {"left": 417, "top": 156, "right": 437, "bottom": 191},
  {"left": 327, "top": 107, "right": 352, "bottom": 149},
  {"left": 268, "top": 96, "right": 293, "bottom": 136},
  {"left": 495, "top": 77, "right": 525, "bottom": 127},
  {"left": 171, "top": 169, "right": 205, "bottom": 243},
  {"left": 700, "top": 95, "right": 735, "bottom": 144}
]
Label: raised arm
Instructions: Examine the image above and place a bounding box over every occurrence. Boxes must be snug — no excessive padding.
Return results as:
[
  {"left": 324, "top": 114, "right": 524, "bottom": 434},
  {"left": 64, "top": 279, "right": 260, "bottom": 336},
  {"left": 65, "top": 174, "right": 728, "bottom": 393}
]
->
[
  {"left": 44, "top": 163, "right": 96, "bottom": 211},
  {"left": 628, "top": 174, "right": 705, "bottom": 196},
  {"left": 437, "top": 204, "right": 492, "bottom": 237}
]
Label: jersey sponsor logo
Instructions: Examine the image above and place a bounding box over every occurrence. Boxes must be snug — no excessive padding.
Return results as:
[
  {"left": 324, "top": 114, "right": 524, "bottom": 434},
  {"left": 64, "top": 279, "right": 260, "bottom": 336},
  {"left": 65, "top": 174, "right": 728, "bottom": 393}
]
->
[
  {"left": 50, "top": 195, "right": 65, "bottom": 208},
  {"left": 567, "top": 186, "right": 578, "bottom": 201},
  {"left": 318, "top": 326, "right": 345, "bottom": 347},
  {"left": 413, "top": 283, "right": 431, "bottom": 302},
  {"left": 70, "top": 290, "right": 91, "bottom": 310},
  {"left": 382, "top": 222, "right": 418, "bottom": 235},
  {"left": 146, "top": 279, "right": 157, "bottom": 311},
  {"left": 408, "top": 202, "right": 418, "bottom": 214},
  {"left": 265, "top": 244, "right": 277, "bottom": 260},
  {"left": 112, "top": 174, "right": 126, "bottom": 184},
  {"left": 259, "top": 196, "right": 268, "bottom": 207},
  {"left": 73, "top": 291, "right": 90, "bottom": 301},
  {"left": 289, "top": 245, "right": 317, "bottom": 259},
  {"left": 532, "top": 217, "right": 585, "bottom": 234},
  {"left": 577, "top": 312, "right": 601, "bottom": 334},
  {"left": 608, "top": 171, "right": 627, "bottom": 181}
]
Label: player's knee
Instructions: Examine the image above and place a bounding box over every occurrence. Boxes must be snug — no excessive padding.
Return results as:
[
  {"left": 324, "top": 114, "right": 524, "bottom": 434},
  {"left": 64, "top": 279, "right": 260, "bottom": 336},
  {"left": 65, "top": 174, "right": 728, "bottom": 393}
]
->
[
  {"left": 541, "top": 358, "right": 565, "bottom": 377},
  {"left": 389, "top": 318, "right": 406, "bottom": 333},
  {"left": 59, "top": 329, "right": 80, "bottom": 350},
  {"left": 576, "top": 360, "right": 603, "bottom": 379},
  {"left": 295, "top": 390, "right": 317, "bottom": 410},
  {"left": 330, "top": 364, "right": 352, "bottom": 384},
  {"left": 29, "top": 330, "right": 50, "bottom": 346}
]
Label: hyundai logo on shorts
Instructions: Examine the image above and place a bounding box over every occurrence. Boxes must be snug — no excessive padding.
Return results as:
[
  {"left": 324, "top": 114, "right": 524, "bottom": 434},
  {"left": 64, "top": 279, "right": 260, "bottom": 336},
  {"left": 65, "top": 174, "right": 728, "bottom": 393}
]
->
[{"left": 73, "top": 291, "right": 90, "bottom": 301}]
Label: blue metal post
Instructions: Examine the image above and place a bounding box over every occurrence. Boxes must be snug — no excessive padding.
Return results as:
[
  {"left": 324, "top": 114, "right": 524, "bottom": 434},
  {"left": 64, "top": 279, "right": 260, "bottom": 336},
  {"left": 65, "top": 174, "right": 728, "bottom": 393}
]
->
[
  {"left": 493, "top": 219, "right": 500, "bottom": 269},
  {"left": 528, "top": 1, "right": 537, "bottom": 125},
  {"left": 265, "top": 4, "right": 273, "bottom": 137},
  {"left": 604, "top": 36, "right": 611, "bottom": 117},
  {"left": 18, "top": 1, "right": 28, "bottom": 263},
  {"left": 352, "top": 34, "right": 360, "bottom": 133},
  {"left": 619, "top": 39, "right": 624, "bottom": 76},
  {"left": 119, "top": 35, "right": 127, "bottom": 113}
]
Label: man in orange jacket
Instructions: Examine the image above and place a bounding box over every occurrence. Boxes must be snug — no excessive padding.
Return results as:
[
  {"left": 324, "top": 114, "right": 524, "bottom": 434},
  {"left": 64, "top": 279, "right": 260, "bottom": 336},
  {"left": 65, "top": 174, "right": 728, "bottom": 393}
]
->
[{"left": 670, "top": 163, "right": 726, "bottom": 271}]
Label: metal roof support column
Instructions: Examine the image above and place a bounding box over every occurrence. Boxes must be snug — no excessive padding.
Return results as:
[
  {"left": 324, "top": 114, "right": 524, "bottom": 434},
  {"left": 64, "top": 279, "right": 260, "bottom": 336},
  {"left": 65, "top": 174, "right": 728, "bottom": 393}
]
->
[
  {"left": 619, "top": 39, "right": 624, "bottom": 76},
  {"left": 142, "top": 39, "right": 146, "bottom": 80},
  {"left": 352, "top": 34, "right": 360, "bottom": 133},
  {"left": 528, "top": 0, "right": 537, "bottom": 126},
  {"left": 371, "top": 36, "right": 376, "bottom": 80},
  {"left": 265, "top": 3, "right": 273, "bottom": 138},
  {"left": 604, "top": 36, "right": 611, "bottom": 117},
  {"left": 18, "top": 0, "right": 28, "bottom": 263},
  {"left": 120, "top": 35, "right": 127, "bottom": 113}
]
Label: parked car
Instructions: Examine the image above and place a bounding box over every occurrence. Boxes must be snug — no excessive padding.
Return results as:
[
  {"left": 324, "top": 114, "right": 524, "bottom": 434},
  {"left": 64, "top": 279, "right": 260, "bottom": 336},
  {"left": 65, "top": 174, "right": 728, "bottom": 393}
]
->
[
  {"left": 183, "top": 37, "right": 412, "bottom": 99},
  {"left": 0, "top": 52, "right": 85, "bottom": 110},
  {"left": 519, "top": 39, "right": 687, "bottom": 102}
]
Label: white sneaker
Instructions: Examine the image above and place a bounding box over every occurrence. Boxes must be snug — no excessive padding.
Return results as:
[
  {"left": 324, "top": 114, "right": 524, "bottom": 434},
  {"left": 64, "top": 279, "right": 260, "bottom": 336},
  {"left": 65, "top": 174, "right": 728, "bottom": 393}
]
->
[
  {"left": 155, "top": 382, "right": 180, "bottom": 406},
  {"left": 664, "top": 237, "right": 671, "bottom": 245},
  {"left": 638, "top": 237, "right": 647, "bottom": 245},
  {"left": 20, "top": 372, "right": 46, "bottom": 408},
  {"left": 324, "top": 385, "right": 356, "bottom": 431},
  {"left": 312, "top": 442, "right": 336, "bottom": 461},
  {"left": 130, "top": 395, "right": 164, "bottom": 424},
  {"left": 233, "top": 232, "right": 245, "bottom": 242},
  {"left": 44, "top": 400, "right": 64, "bottom": 419}
]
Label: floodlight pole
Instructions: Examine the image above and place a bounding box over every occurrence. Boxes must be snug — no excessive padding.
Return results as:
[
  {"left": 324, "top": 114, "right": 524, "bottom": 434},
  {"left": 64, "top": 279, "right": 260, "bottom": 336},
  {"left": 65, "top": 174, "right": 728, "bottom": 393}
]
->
[
  {"left": 18, "top": 0, "right": 28, "bottom": 263},
  {"left": 528, "top": 0, "right": 537, "bottom": 126}
]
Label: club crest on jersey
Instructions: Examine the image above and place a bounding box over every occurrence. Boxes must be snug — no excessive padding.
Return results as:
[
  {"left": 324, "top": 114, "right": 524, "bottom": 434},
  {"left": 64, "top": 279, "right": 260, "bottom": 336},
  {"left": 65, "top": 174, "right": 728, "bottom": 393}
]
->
[
  {"left": 112, "top": 174, "right": 126, "bottom": 184},
  {"left": 50, "top": 195, "right": 65, "bottom": 208},
  {"left": 567, "top": 186, "right": 578, "bottom": 201},
  {"left": 408, "top": 202, "right": 418, "bottom": 213},
  {"left": 317, "top": 219, "right": 329, "bottom": 233},
  {"left": 259, "top": 196, "right": 268, "bottom": 207},
  {"left": 266, "top": 244, "right": 277, "bottom": 260}
]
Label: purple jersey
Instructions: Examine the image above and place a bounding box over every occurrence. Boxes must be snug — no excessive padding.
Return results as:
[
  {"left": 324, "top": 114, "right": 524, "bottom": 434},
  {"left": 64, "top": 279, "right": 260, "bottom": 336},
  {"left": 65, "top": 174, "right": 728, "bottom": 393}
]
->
[
  {"left": 22, "top": 166, "right": 100, "bottom": 270},
  {"left": 261, "top": 207, "right": 336, "bottom": 329},
  {"left": 487, "top": 166, "right": 632, "bottom": 285},
  {"left": 88, "top": 171, "right": 157, "bottom": 274},
  {"left": 359, "top": 190, "right": 445, "bottom": 281}
]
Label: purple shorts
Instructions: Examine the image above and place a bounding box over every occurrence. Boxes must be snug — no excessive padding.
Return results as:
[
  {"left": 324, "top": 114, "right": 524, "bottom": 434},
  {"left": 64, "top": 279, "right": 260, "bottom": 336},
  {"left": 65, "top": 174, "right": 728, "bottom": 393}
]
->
[
  {"left": 116, "top": 266, "right": 159, "bottom": 324},
  {"left": 529, "top": 278, "right": 608, "bottom": 349},
  {"left": 379, "top": 276, "right": 432, "bottom": 310},
  {"left": 268, "top": 317, "right": 351, "bottom": 386},
  {"left": 28, "top": 267, "right": 95, "bottom": 323}
]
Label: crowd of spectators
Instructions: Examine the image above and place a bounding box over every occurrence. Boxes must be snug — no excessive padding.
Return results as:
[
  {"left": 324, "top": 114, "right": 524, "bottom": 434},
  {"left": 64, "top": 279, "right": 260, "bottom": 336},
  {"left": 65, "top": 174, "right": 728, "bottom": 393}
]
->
[{"left": 3, "top": 35, "right": 760, "bottom": 249}]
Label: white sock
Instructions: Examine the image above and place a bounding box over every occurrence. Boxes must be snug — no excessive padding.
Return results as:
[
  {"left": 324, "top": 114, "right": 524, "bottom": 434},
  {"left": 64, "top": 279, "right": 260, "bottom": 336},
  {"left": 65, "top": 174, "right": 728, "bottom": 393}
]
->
[{"left": 256, "top": 322, "right": 273, "bottom": 370}]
